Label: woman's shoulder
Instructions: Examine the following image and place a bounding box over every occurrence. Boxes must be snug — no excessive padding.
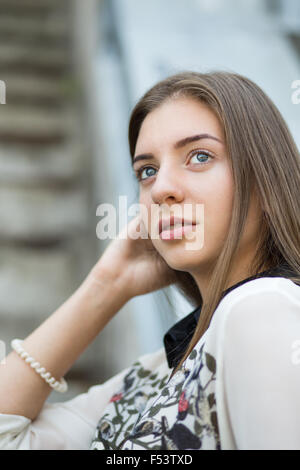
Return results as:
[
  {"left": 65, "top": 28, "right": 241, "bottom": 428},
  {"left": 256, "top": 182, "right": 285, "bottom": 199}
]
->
[
  {"left": 219, "top": 275, "right": 300, "bottom": 313},
  {"left": 206, "top": 275, "right": 300, "bottom": 347},
  {"left": 217, "top": 275, "right": 300, "bottom": 450}
]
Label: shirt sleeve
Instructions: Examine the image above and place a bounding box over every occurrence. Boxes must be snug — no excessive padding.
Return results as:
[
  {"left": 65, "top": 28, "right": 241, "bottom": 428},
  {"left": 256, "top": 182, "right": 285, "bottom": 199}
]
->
[
  {"left": 0, "top": 363, "right": 133, "bottom": 450},
  {"left": 222, "top": 284, "right": 300, "bottom": 450},
  {"left": 0, "top": 346, "right": 167, "bottom": 450}
]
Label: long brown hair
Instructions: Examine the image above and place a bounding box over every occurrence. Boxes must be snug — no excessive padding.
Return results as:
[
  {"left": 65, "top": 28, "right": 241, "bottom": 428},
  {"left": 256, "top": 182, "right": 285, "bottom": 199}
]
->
[{"left": 128, "top": 70, "right": 300, "bottom": 377}]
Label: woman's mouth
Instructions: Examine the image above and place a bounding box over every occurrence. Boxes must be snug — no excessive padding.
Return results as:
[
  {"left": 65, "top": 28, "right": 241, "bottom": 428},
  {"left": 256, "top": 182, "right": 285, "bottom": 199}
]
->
[{"left": 159, "top": 222, "right": 197, "bottom": 240}]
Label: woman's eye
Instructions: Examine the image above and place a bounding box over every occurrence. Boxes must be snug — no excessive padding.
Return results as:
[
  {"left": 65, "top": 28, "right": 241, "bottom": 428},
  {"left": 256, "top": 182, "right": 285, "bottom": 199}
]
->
[
  {"left": 136, "top": 166, "right": 156, "bottom": 181},
  {"left": 189, "top": 151, "right": 212, "bottom": 165},
  {"left": 135, "top": 150, "right": 213, "bottom": 182}
]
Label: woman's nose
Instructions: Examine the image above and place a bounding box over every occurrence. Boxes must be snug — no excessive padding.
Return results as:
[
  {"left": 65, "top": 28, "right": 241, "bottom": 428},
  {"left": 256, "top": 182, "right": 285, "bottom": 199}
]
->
[{"left": 150, "top": 165, "right": 184, "bottom": 205}]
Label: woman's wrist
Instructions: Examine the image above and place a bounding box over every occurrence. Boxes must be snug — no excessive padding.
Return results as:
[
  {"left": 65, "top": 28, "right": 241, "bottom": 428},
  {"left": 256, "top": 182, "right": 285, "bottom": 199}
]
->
[{"left": 77, "top": 265, "right": 131, "bottom": 316}]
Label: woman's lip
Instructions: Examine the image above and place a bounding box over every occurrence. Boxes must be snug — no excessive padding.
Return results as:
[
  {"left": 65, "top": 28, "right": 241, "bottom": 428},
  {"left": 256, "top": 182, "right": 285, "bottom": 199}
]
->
[
  {"left": 159, "top": 217, "right": 196, "bottom": 234},
  {"left": 160, "top": 224, "right": 197, "bottom": 240}
]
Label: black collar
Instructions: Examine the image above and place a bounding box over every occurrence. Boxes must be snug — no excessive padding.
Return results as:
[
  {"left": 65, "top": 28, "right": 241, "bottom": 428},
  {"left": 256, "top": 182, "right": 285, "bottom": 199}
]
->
[{"left": 163, "top": 261, "right": 296, "bottom": 369}]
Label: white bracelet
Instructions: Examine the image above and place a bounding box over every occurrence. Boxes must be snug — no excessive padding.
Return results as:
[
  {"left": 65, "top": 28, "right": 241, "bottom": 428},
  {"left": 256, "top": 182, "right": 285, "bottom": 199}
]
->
[{"left": 11, "top": 339, "right": 68, "bottom": 393}]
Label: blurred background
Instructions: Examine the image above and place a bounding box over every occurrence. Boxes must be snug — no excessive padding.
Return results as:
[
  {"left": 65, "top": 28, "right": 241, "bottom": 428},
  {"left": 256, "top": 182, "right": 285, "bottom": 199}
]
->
[{"left": 0, "top": 0, "right": 299, "bottom": 402}]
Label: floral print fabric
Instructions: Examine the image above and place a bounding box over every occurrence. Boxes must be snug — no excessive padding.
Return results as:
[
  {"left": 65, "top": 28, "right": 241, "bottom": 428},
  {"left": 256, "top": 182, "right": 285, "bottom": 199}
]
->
[{"left": 90, "top": 340, "right": 220, "bottom": 450}]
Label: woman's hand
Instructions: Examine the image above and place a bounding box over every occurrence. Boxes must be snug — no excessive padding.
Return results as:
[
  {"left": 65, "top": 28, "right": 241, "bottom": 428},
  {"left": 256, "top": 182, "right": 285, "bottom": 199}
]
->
[{"left": 88, "top": 214, "right": 177, "bottom": 302}]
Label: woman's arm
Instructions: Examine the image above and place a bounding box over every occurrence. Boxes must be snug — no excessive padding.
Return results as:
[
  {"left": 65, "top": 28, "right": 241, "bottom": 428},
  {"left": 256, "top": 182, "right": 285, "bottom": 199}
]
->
[
  {"left": 0, "top": 268, "right": 129, "bottom": 421},
  {"left": 0, "top": 215, "right": 176, "bottom": 423}
]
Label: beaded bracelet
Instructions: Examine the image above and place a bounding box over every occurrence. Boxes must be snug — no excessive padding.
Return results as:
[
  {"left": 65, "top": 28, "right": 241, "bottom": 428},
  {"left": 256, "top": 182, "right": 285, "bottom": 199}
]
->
[{"left": 11, "top": 339, "right": 68, "bottom": 393}]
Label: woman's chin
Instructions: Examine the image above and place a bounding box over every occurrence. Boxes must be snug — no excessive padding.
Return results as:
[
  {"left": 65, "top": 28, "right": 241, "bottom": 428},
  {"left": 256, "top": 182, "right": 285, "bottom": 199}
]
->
[
  {"left": 151, "top": 237, "right": 209, "bottom": 271},
  {"left": 159, "top": 251, "right": 205, "bottom": 273}
]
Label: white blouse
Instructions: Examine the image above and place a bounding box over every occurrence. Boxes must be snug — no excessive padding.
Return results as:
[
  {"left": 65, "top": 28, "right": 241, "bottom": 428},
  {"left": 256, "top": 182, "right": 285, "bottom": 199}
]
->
[{"left": 0, "top": 272, "right": 300, "bottom": 450}]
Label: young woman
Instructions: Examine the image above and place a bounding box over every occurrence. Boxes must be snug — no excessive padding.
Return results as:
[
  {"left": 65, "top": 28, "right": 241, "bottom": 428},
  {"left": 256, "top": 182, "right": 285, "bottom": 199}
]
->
[{"left": 0, "top": 71, "right": 299, "bottom": 450}]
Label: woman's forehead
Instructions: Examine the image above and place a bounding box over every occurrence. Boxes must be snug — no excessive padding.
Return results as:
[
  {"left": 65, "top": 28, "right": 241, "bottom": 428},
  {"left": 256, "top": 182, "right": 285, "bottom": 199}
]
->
[{"left": 135, "top": 98, "right": 224, "bottom": 152}]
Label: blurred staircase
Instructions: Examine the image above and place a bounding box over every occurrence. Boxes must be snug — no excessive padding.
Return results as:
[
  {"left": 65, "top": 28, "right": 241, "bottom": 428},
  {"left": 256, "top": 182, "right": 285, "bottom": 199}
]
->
[{"left": 0, "top": 0, "right": 96, "bottom": 391}]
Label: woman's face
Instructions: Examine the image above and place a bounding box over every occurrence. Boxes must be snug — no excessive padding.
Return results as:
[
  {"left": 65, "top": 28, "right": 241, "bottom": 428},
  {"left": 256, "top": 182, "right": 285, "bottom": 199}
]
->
[{"left": 132, "top": 97, "right": 261, "bottom": 277}]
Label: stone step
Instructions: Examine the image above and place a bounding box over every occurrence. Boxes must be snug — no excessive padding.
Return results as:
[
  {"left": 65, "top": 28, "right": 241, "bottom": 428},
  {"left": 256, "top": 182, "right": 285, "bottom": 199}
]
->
[
  {"left": 0, "top": 43, "right": 71, "bottom": 70},
  {"left": 0, "top": 183, "right": 90, "bottom": 242},
  {"left": 2, "top": 74, "right": 67, "bottom": 97},
  {"left": 0, "top": 61, "right": 70, "bottom": 79},
  {"left": 0, "top": 105, "right": 78, "bottom": 144},
  {"left": 2, "top": 74, "right": 78, "bottom": 107},
  {"left": 0, "top": 140, "right": 86, "bottom": 183},
  {"left": 0, "top": 0, "right": 69, "bottom": 15},
  {"left": 0, "top": 240, "right": 85, "bottom": 319},
  {"left": 0, "top": 15, "right": 69, "bottom": 45}
]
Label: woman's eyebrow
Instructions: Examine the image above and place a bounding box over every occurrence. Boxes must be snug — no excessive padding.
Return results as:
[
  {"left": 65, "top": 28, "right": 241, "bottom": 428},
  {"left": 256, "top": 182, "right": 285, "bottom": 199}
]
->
[{"left": 132, "top": 133, "right": 222, "bottom": 165}]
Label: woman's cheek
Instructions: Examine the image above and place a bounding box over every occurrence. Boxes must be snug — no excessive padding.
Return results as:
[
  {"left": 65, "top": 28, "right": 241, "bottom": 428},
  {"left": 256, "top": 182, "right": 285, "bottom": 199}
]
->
[{"left": 202, "top": 187, "right": 234, "bottom": 249}]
